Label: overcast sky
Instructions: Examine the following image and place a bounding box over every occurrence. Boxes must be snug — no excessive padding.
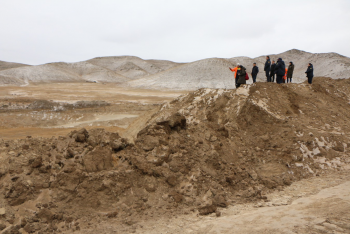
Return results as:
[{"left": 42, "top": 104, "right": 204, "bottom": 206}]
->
[{"left": 1, "top": 0, "right": 350, "bottom": 65}]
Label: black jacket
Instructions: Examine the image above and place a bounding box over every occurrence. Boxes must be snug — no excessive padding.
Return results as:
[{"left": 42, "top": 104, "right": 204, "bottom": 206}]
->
[
  {"left": 237, "top": 66, "right": 247, "bottom": 84},
  {"left": 264, "top": 59, "right": 271, "bottom": 71},
  {"left": 287, "top": 64, "right": 294, "bottom": 78},
  {"left": 275, "top": 60, "right": 285, "bottom": 76},
  {"left": 252, "top": 66, "right": 259, "bottom": 76},
  {"left": 305, "top": 65, "right": 314, "bottom": 78},
  {"left": 270, "top": 63, "right": 276, "bottom": 76}
]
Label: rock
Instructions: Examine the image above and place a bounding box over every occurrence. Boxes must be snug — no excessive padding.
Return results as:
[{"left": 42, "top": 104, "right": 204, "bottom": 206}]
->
[
  {"left": 83, "top": 147, "right": 114, "bottom": 172},
  {"left": 66, "top": 148, "right": 75, "bottom": 158},
  {"left": 36, "top": 208, "right": 54, "bottom": 223},
  {"left": 75, "top": 134, "right": 86, "bottom": 143},
  {"left": 111, "top": 139, "right": 125, "bottom": 151},
  {"left": 0, "top": 208, "right": 5, "bottom": 215},
  {"left": 23, "top": 223, "right": 35, "bottom": 233},
  {"left": 210, "top": 135, "right": 218, "bottom": 142},
  {"left": 168, "top": 191, "right": 183, "bottom": 203},
  {"left": 168, "top": 113, "right": 186, "bottom": 129},
  {"left": 106, "top": 211, "right": 118, "bottom": 218},
  {"left": 74, "top": 128, "right": 89, "bottom": 143},
  {"left": 31, "top": 156, "right": 42, "bottom": 168},
  {"left": 213, "top": 195, "right": 228, "bottom": 208},
  {"left": 198, "top": 204, "right": 217, "bottom": 215},
  {"left": 166, "top": 175, "right": 178, "bottom": 187},
  {"left": 0, "top": 223, "right": 6, "bottom": 231},
  {"left": 141, "top": 136, "right": 159, "bottom": 151}
]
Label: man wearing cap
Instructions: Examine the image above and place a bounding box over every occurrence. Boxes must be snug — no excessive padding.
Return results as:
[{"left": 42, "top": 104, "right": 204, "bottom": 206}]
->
[
  {"left": 264, "top": 56, "right": 271, "bottom": 82},
  {"left": 229, "top": 63, "right": 240, "bottom": 88},
  {"left": 275, "top": 58, "right": 285, "bottom": 84},
  {"left": 251, "top": 63, "right": 259, "bottom": 83}
]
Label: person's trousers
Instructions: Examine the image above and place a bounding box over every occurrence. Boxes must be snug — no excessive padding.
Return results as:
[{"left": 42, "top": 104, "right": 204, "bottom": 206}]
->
[
  {"left": 252, "top": 75, "right": 257, "bottom": 83},
  {"left": 270, "top": 74, "right": 275, "bottom": 82},
  {"left": 236, "top": 83, "right": 241, "bottom": 88},
  {"left": 308, "top": 76, "right": 313, "bottom": 84},
  {"left": 276, "top": 75, "right": 283, "bottom": 84},
  {"left": 287, "top": 77, "right": 292, "bottom": 83},
  {"left": 265, "top": 70, "right": 270, "bottom": 80}
]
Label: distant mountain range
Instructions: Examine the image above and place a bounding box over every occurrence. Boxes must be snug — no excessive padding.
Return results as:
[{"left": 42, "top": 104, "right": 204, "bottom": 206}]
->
[{"left": 1, "top": 49, "right": 350, "bottom": 89}]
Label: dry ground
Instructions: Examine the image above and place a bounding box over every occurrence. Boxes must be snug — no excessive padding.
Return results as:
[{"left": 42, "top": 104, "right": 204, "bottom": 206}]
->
[
  {"left": 1, "top": 79, "right": 350, "bottom": 234},
  {"left": 0, "top": 82, "right": 187, "bottom": 140}
]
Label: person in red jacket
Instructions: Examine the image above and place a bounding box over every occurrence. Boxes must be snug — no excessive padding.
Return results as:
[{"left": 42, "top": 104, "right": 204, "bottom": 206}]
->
[{"left": 229, "top": 63, "right": 240, "bottom": 88}]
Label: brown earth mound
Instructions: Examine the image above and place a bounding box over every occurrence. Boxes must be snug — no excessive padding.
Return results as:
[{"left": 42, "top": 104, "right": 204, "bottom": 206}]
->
[{"left": 0, "top": 77, "right": 350, "bottom": 233}]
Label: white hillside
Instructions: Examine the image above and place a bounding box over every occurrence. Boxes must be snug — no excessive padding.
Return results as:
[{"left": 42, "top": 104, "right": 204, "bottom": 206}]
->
[
  {"left": 88, "top": 56, "right": 166, "bottom": 78},
  {"left": 127, "top": 58, "right": 240, "bottom": 90}
]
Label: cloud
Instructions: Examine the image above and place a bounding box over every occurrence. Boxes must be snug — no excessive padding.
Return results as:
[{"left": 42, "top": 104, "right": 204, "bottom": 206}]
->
[{"left": 0, "top": 0, "right": 349, "bottom": 64}]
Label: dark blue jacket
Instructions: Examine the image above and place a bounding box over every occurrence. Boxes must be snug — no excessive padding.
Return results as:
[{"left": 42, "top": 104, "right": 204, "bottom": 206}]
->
[
  {"left": 305, "top": 65, "right": 314, "bottom": 78},
  {"left": 275, "top": 60, "right": 285, "bottom": 76},
  {"left": 264, "top": 59, "right": 271, "bottom": 71},
  {"left": 252, "top": 66, "right": 259, "bottom": 76}
]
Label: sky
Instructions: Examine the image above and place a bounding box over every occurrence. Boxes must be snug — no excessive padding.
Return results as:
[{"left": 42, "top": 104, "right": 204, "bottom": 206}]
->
[{"left": 1, "top": 0, "right": 350, "bottom": 65}]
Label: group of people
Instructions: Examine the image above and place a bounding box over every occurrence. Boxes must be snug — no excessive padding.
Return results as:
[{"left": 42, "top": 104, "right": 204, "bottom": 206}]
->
[{"left": 229, "top": 56, "right": 314, "bottom": 88}]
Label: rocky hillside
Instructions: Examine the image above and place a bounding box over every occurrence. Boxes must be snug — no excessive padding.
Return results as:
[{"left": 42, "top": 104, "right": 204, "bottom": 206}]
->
[{"left": 0, "top": 77, "right": 349, "bottom": 233}]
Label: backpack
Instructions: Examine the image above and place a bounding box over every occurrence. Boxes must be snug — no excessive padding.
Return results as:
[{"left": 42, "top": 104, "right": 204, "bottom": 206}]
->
[{"left": 245, "top": 73, "right": 249, "bottom": 80}]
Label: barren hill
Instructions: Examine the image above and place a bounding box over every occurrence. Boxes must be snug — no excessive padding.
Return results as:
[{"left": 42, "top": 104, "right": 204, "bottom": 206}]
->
[
  {"left": 87, "top": 56, "right": 181, "bottom": 79},
  {"left": 0, "top": 60, "right": 29, "bottom": 71},
  {"left": 1, "top": 49, "right": 350, "bottom": 88},
  {"left": 129, "top": 49, "right": 350, "bottom": 90},
  {"left": 127, "top": 58, "right": 238, "bottom": 90},
  {"left": 235, "top": 49, "right": 350, "bottom": 83},
  {"left": 0, "top": 61, "right": 129, "bottom": 85},
  {"left": 0, "top": 78, "right": 350, "bottom": 233}
]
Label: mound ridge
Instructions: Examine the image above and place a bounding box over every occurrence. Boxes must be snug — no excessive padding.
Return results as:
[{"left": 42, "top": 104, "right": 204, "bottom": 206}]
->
[{"left": 0, "top": 77, "right": 349, "bottom": 232}]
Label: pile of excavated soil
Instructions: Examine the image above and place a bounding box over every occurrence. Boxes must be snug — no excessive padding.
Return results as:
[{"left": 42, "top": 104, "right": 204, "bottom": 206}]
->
[{"left": 0, "top": 77, "right": 350, "bottom": 233}]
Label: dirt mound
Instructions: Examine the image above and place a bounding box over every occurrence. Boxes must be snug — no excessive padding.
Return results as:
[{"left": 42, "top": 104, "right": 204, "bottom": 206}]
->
[{"left": 0, "top": 78, "right": 350, "bottom": 233}]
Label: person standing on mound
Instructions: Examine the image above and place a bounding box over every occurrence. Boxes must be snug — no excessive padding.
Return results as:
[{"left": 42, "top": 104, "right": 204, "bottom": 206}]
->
[
  {"left": 264, "top": 56, "right": 271, "bottom": 82},
  {"left": 236, "top": 65, "right": 247, "bottom": 88},
  {"left": 287, "top": 62, "right": 294, "bottom": 83},
  {"left": 251, "top": 63, "right": 259, "bottom": 83},
  {"left": 229, "top": 63, "right": 240, "bottom": 88},
  {"left": 305, "top": 63, "right": 314, "bottom": 84},
  {"left": 275, "top": 58, "right": 285, "bottom": 84},
  {"left": 270, "top": 60, "right": 276, "bottom": 82}
]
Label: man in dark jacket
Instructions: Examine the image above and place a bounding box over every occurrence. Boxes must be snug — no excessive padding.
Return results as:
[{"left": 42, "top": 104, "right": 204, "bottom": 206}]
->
[
  {"left": 275, "top": 58, "right": 285, "bottom": 84},
  {"left": 236, "top": 65, "right": 247, "bottom": 88},
  {"left": 251, "top": 63, "right": 259, "bottom": 83},
  {"left": 270, "top": 60, "right": 276, "bottom": 82},
  {"left": 287, "top": 62, "right": 295, "bottom": 83},
  {"left": 305, "top": 63, "right": 314, "bottom": 84},
  {"left": 264, "top": 56, "right": 271, "bottom": 82}
]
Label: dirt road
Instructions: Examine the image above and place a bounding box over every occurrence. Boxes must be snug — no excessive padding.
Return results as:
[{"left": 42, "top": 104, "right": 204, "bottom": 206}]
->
[{"left": 127, "top": 169, "right": 350, "bottom": 234}]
